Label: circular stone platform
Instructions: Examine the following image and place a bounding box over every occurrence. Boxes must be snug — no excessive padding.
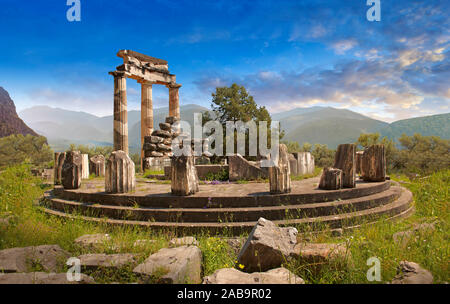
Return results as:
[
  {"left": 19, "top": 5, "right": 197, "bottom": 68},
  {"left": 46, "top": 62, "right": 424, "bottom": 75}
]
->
[{"left": 41, "top": 177, "right": 414, "bottom": 235}]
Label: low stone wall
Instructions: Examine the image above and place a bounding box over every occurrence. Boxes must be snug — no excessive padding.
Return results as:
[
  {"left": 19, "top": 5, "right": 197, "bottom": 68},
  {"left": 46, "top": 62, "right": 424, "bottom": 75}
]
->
[{"left": 165, "top": 164, "right": 228, "bottom": 180}]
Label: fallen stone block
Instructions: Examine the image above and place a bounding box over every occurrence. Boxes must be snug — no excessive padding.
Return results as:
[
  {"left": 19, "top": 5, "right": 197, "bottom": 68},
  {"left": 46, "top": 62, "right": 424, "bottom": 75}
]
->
[
  {"left": 203, "top": 267, "right": 304, "bottom": 284},
  {"left": 78, "top": 253, "right": 137, "bottom": 269},
  {"left": 0, "top": 245, "right": 70, "bottom": 273},
  {"left": 169, "top": 236, "right": 199, "bottom": 247},
  {"left": 319, "top": 167, "right": 343, "bottom": 190},
  {"left": 133, "top": 246, "right": 202, "bottom": 284},
  {"left": 291, "top": 242, "right": 350, "bottom": 265},
  {"left": 237, "top": 218, "right": 298, "bottom": 272},
  {"left": 74, "top": 234, "right": 111, "bottom": 250},
  {"left": 391, "top": 261, "right": 433, "bottom": 284},
  {"left": 228, "top": 154, "right": 267, "bottom": 181}
]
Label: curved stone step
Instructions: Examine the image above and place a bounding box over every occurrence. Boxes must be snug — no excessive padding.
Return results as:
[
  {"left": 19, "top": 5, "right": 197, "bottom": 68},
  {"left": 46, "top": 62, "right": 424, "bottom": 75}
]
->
[
  {"left": 40, "top": 187, "right": 413, "bottom": 235},
  {"left": 43, "top": 187, "right": 401, "bottom": 223},
  {"left": 53, "top": 180, "right": 391, "bottom": 208}
]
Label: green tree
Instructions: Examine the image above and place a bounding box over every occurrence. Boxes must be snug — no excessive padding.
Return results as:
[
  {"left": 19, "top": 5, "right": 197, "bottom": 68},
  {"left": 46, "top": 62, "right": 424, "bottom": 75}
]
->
[
  {"left": 311, "top": 144, "right": 335, "bottom": 168},
  {"left": 356, "top": 133, "right": 398, "bottom": 173},
  {"left": 0, "top": 134, "right": 53, "bottom": 169}
]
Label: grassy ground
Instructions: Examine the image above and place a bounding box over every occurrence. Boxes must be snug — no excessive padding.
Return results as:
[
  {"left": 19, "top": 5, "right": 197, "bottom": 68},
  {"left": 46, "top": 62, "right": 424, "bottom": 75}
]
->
[{"left": 0, "top": 164, "right": 448, "bottom": 283}]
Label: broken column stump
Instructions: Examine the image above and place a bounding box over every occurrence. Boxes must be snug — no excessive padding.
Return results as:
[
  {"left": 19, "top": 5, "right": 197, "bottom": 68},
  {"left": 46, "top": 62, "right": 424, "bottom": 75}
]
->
[
  {"left": 54, "top": 152, "right": 66, "bottom": 185},
  {"left": 89, "top": 155, "right": 105, "bottom": 177},
  {"left": 333, "top": 144, "right": 356, "bottom": 188},
  {"left": 105, "top": 150, "right": 136, "bottom": 193},
  {"left": 269, "top": 144, "right": 291, "bottom": 194},
  {"left": 355, "top": 151, "right": 364, "bottom": 176},
  {"left": 361, "top": 144, "right": 386, "bottom": 182},
  {"left": 171, "top": 153, "right": 199, "bottom": 196},
  {"left": 61, "top": 151, "right": 82, "bottom": 189},
  {"left": 288, "top": 154, "right": 298, "bottom": 176},
  {"left": 81, "top": 154, "right": 90, "bottom": 179},
  {"left": 319, "top": 167, "right": 343, "bottom": 190}
]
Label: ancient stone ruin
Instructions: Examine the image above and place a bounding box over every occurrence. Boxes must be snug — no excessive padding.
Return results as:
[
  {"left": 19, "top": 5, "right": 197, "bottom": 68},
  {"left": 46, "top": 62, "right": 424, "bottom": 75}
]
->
[
  {"left": 54, "top": 152, "right": 66, "bottom": 185},
  {"left": 269, "top": 144, "right": 291, "bottom": 194},
  {"left": 105, "top": 150, "right": 135, "bottom": 193},
  {"left": 81, "top": 154, "right": 90, "bottom": 179},
  {"left": 333, "top": 144, "right": 356, "bottom": 188},
  {"left": 61, "top": 151, "right": 82, "bottom": 190},
  {"left": 89, "top": 155, "right": 105, "bottom": 177},
  {"left": 361, "top": 144, "right": 386, "bottom": 182}
]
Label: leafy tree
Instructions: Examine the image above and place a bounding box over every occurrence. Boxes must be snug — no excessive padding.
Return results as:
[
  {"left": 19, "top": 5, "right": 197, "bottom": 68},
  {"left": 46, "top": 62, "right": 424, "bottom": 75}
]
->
[
  {"left": 68, "top": 144, "right": 113, "bottom": 158},
  {"left": 0, "top": 134, "right": 53, "bottom": 169},
  {"left": 356, "top": 132, "right": 398, "bottom": 173},
  {"left": 311, "top": 144, "right": 335, "bottom": 168}
]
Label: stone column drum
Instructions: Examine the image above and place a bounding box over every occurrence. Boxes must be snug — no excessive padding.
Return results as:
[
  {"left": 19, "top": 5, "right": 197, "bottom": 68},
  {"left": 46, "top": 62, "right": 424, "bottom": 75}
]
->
[
  {"left": 171, "top": 152, "right": 199, "bottom": 196},
  {"left": 333, "top": 144, "right": 356, "bottom": 188},
  {"left": 140, "top": 81, "right": 154, "bottom": 166},
  {"left": 361, "top": 144, "right": 386, "bottom": 182},
  {"left": 54, "top": 152, "right": 66, "bottom": 185},
  {"left": 105, "top": 150, "right": 136, "bottom": 193},
  {"left": 168, "top": 84, "right": 181, "bottom": 119},
  {"left": 319, "top": 167, "right": 343, "bottom": 190},
  {"left": 269, "top": 144, "right": 291, "bottom": 194},
  {"left": 81, "top": 154, "right": 90, "bottom": 179},
  {"left": 61, "top": 151, "right": 82, "bottom": 190},
  {"left": 89, "top": 155, "right": 105, "bottom": 177},
  {"left": 112, "top": 72, "right": 129, "bottom": 155}
]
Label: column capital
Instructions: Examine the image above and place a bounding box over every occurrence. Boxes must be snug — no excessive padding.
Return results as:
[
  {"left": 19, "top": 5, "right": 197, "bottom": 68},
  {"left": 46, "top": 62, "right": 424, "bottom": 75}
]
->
[
  {"left": 137, "top": 79, "right": 154, "bottom": 86},
  {"left": 167, "top": 83, "right": 182, "bottom": 89},
  {"left": 109, "top": 71, "right": 126, "bottom": 78}
]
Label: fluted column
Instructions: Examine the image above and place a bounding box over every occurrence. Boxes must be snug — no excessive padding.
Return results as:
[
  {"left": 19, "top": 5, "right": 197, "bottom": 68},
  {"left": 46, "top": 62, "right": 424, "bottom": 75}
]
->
[
  {"left": 140, "top": 81, "right": 154, "bottom": 162},
  {"left": 168, "top": 84, "right": 181, "bottom": 119},
  {"left": 111, "top": 72, "right": 128, "bottom": 155}
]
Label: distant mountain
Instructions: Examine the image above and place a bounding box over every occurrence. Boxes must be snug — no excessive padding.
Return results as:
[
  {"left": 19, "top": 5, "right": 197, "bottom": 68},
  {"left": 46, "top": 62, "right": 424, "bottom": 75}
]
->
[
  {"left": 18, "top": 103, "right": 449, "bottom": 152},
  {"left": 273, "top": 107, "right": 389, "bottom": 149},
  {"left": 0, "top": 87, "right": 39, "bottom": 138},
  {"left": 19, "top": 104, "right": 210, "bottom": 152},
  {"left": 380, "top": 113, "right": 450, "bottom": 140}
]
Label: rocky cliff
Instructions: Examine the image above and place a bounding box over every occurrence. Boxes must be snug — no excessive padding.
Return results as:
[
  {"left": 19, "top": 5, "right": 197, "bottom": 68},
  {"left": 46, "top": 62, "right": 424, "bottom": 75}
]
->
[{"left": 0, "top": 86, "right": 38, "bottom": 138}]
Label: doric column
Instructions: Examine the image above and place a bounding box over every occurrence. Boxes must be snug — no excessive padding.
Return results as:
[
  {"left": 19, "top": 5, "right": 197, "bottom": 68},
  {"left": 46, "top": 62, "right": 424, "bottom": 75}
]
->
[
  {"left": 110, "top": 71, "right": 128, "bottom": 155},
  {"left": 140, "top": 81, "right": 154, "bottom": 162},
  {"left": 168, "top": 84, "right": 181, "bottom": 119}
]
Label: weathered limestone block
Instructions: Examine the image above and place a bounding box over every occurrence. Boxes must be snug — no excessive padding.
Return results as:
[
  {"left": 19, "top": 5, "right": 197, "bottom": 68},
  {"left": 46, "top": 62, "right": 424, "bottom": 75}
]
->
[
  {"left": 0, "top": 245, "right": 70, "bottom": 273},
  {"left": 293, "top": 152, "right": 315, "bottom": 175},
  {"left": 237, "top": 218, "right": 298, "bottom": 272},
  {"left": 133, "top": 246, "right": 202, "bottom": 284},
  {"left": 169, "top": 237, "right": 199, "bottom": 247},
  {"left": 146, "top": 151, "right": 164, "bottom": 158},
  {"left": 145, "top": 135, "right": 164, "bottom": 144},
  {"left": 0, "top": 272, "right": 95, "bottom": 284},
  {"left": 269, "top": 144, "right": 291, "bottom": 194},
  {"left": 54, "top": 152, "right": 66, "bottom": 185},
  {"left": 356, "top": 151, "right": 364, "bottom": 176},
  {"left": 152, "top": 129, "right": 171, "bottom": 138},
  {"left": 229, "top": 154, "right": 267, "bottom": 181},
  {"left": 78, "top": 254, "right": 137, "bottom": 270},
  {"left": 81, "top": 154, "right": 90, "bottom": 179},
  {"left": 333, "top": 144, "right": 356, "bottom": 188},
  {"left": 361, "top": 144, "right": 386, "bottom": 182},
  {"left": 74, "top": 234, "right": 111, "bottom": 250},
  {"left": 203, "top": 267, "right": 304, "bottom": 284},
  {"left": 171, "top": 154, "right": 199, "bottom": 196},
  {"left": 165, "top": 116, "right": 180, "bottom": 125},
  {"left": 391, "top": 261, "right": 433, "bottom": 284},
  {"left": 288, "top": 154, "right": 298, "bottom": 176},
  {"left": 89, "top": 155, "right": 105, "bottom": 177},
  {"left": 61, "top": 151, "right": 82, "bottom": 189},
  {"left": 291, "top": 243, "right": 350, "bottom": 264},
  {"left": 319, "top": 167, "right": 343, "bottom": 190},
  {"left": 159, "top": 122, "right": 171, "bottom": 131},
  {"left": 105, "top": 150, "right": 136, "bottom": 193}
]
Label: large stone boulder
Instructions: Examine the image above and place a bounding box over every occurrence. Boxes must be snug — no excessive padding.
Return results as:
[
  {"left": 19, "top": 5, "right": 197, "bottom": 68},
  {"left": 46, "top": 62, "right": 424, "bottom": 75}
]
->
[
  {"left": 171, "top": 154, "right": 199, "bottom": 196},
  {"left": 105, "top": 150, "right": 136, "bottom": 193},
  {"left": 333, "top": 144, "right": 356, "bottom": 188},
  {"left": 61, "top": 151, "right": 82, "bottom": 189},
  {"left": 237, "top": 218, "right": 298, "bottom": 272},
  {"left": 319, "top": 167, "right": 343, "bottom": 190},
  {"left": 0, "top": 245, "right": 70, "bottom": 273},
  {"left": 89, "top": 155, "right": 105, "bottom": 177},
  {"left": 228, "top": 154, "right": 267, "bottom": 181},
  {"left": 0, "top": 272, "right": 95, "bottom": 284},
  {"left": 78, "top": 253, "right": 137, "bottom": 270},
  {"left": 269, "top": 144, "right": 291, "bottom": 194},
  {"left": 203, "top": 267, "right": 304, "bottom": 284},
  {"left": 133, "top": 246, "right": 202, "bottom": 284},
  {"left": 54, "top": 152, "right": 66, "bottom": 185},
  {"left": 391, "top": 261, "right": 433, "bottom": 284}
]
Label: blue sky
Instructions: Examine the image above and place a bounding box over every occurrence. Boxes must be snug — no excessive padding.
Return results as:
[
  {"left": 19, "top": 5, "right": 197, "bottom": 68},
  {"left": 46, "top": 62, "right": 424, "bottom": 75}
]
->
[{"left": 0, "top": 0, "right": 448, "bottom": 122}]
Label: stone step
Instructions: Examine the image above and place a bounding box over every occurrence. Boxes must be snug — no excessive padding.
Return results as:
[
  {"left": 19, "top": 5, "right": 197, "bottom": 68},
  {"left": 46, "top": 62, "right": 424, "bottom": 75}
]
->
[
  {"left": 43, "top": 187, "right": 401, "bottom": 223},
  {"left": 53, "top": 180, "right": 391, "bottom": 208},
  {"left": 40, "top": 187, "right": 412, "bottom": 235}
]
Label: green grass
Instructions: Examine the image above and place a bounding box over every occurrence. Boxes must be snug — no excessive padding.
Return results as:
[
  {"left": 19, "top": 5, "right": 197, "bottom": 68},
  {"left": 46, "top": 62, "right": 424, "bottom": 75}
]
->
[
  {"left": 0, "top": 164, "right": 448, "bottom": 283},
  {"left": 291, "top": 167, "right": 323, "bottom": 181}
]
